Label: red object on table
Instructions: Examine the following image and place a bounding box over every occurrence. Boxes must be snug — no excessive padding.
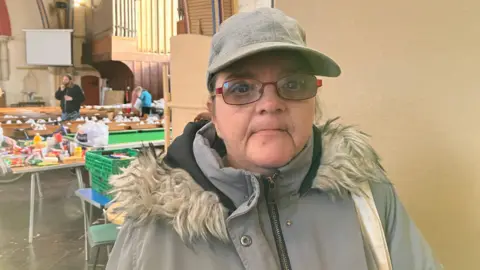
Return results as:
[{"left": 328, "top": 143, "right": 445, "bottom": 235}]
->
[{"left": 54, "top": 133, "right": 63, "bottom": 143}]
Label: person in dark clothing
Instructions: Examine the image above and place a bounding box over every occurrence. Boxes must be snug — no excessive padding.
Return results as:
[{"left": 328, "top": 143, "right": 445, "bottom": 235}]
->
[{"left": 55, "top": 74, "right": 85, "bottom": 121}]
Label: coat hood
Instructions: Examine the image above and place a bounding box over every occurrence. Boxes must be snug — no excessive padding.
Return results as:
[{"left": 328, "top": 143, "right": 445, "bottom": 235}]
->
[{"left": 110, "top": 118, "right": 387, "bottom": 242}]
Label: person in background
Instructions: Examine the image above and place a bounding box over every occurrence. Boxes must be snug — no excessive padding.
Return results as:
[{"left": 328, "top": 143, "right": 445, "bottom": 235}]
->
[
  {"left": 133, "top": 86, "right": 153, "bottom": 116},
  {"left": 131, "top": 86, "right": 142, "bottom": 112},
  {"left": 55, "top": 74, "right": 85, "bottom": 121}
]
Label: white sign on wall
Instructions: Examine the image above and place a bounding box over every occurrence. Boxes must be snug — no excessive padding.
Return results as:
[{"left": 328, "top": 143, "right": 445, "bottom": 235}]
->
[
  {"left": 238, "top": 0, "right": 273, "bottom": 12},
  {"left": 23, "top": 29, "right": 73, "bottom": 66}
]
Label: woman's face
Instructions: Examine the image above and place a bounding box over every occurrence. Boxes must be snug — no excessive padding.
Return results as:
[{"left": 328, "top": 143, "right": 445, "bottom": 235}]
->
[{"left": 211, "top": 52, "right": 316, "bottom": 174}]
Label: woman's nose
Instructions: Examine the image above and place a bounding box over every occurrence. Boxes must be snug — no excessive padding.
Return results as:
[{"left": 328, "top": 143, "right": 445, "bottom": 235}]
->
[{"left": 256, "top": 84, "right": 286, "bottom": 114}]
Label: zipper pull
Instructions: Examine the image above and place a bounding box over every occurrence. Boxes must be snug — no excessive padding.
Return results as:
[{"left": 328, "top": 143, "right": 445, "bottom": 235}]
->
[{"left": 264, "top": 173, "right": 278, "bottom": 205}]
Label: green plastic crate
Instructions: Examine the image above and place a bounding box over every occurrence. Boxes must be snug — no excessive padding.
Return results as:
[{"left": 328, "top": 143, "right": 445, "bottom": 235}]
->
[
  {"left": 85, "top": 149, "right": 139, "bottom": 199},
  {"left": 91, "top": 174, "right": 114, "bottom": 200},
  {"left": 85, "top": 149, "right": 138, "bottom": 180}
]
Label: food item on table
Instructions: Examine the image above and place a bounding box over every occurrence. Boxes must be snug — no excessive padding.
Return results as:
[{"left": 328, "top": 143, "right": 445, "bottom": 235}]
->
[
  {"left": 54, "top": 133, "right": 63, "bottom": 144},
  {"left": 6, "top": 120, "right": 11, "bottom": 124},
  {"left": 31, "top": 123, "right": 45, "bottom": 130},
  {"left": 4, "top": 156, "right": 25, "bottom": 168},
  {"left": 63, "top": 156, "right": 83, "bottom": 164},
  {"left": 38, "top": 156, "right": 59, "bottom": 166},
  {"left": 16, "top": 120, "right": 22, "bottom": 124},
  {"left": 46, "top": 149, "right": 61, "bottom": 157},
  {"left": 28, "top": 159, "right": 43, "bottom": 166},
  {"left": 74, "top": 147, "right": 83, "bottom": 157},
  {"left": 33, "top": 133, "right": 42, "bottom": 144},
  {"left": 20, "top": 147, "right": 32, "bottom": 155}
]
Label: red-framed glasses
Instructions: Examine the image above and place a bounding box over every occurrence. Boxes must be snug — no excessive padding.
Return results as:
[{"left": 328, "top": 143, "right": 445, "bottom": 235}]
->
[{"left": 215, "top": 74, "right": 322, "bottom": 105}]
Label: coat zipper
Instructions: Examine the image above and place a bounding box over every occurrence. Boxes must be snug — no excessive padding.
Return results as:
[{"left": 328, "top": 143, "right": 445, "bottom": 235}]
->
[
  {"left": 264, "top": 174, "right": 292, "bottom": 270},
  {"left": 64, "top": 88, "right": 68, "bottom": 112}
]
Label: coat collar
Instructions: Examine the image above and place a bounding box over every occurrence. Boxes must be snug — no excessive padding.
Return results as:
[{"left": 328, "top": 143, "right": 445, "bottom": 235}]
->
[
  {"left": 192, "top": 122, "right": 314, "bottom": 208},
  {"left": 110, "top": 119, "right": 388, "bottom": 243}
]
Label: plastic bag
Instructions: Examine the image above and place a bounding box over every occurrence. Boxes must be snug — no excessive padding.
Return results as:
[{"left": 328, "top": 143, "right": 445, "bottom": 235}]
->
[
  {"left": 134, "top": 98, "right": 143, "bottom": 111},
  {"left": 0, "top": 126, "right": 4, "bottom": 145},
  {"left": 75, "top": 121, "right": 109, "bottom": 147}
]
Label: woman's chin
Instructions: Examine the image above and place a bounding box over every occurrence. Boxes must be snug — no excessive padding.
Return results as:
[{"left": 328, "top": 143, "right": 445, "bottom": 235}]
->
[{"left": 247, "top": 143, "right": 296, "bottom": 169}]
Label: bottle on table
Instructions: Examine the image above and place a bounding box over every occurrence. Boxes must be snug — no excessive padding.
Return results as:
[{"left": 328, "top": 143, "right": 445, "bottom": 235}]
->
[
  {"left": 33, "top": 133, "right": 42, "bottom": 145},
  {"left": 74, "top": 147, "right": 83, "bottom": 157}
]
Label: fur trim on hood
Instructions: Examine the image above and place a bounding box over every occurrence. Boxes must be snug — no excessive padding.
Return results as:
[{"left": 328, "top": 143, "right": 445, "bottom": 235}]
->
[{"left": 109, "top": 119, "right": 387, "bottom": 242}]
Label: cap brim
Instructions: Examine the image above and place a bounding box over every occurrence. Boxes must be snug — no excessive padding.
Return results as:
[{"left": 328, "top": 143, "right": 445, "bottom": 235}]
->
[{"left": 208, "top": 42, "right": 341, "bottom": 77}]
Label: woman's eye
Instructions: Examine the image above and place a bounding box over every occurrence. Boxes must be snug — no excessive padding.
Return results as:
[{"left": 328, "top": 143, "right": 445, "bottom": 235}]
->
[
  {"left": 229, "top": 83, "right": 251, "bottom": 93},
  {"left": 282, "top": 80, "right": 301, "bottom": 90}
]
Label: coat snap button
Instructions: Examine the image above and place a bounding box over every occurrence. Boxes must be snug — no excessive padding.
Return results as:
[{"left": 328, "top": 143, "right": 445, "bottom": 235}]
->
[{"left": 240, "top": 235, "right": 252, "bottom": 247}]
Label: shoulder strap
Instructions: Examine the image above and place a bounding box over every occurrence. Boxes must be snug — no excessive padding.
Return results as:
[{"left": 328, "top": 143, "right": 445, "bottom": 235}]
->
[{"left": 351, "top": 181, "right": 393, "bottom": 270}]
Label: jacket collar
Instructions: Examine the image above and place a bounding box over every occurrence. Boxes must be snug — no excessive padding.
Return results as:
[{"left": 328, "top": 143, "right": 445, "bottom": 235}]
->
[
  {"left": 110, "top": 118, "right": 387, "bottom": 243},
  {"left": 192, "top": 122, "right": 314, "bottom": 208}
]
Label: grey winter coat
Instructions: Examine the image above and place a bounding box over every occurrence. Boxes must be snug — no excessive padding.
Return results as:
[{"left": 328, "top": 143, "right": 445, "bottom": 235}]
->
[{"left": 106, "top": 120, "right": 442, "bottom": 270}]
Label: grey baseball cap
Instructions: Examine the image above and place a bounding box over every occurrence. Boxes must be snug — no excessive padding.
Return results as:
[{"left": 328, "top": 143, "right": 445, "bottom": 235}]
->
[{"left": 207, "top": 8, "right": 341, "bottom": 91}]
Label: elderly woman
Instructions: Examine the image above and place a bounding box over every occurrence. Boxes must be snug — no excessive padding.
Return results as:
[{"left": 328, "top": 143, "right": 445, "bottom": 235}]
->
[{"left": 107, "top": 8, "right": 441, "bottom": 270}]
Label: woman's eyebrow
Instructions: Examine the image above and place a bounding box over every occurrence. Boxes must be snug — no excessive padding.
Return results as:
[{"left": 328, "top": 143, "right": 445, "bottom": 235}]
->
[
  {"left": 225, "top": 68, "right": 255, "bottom": 80},
  {"left": 224, "top": 65, "right": 305, "bottom": 80}
]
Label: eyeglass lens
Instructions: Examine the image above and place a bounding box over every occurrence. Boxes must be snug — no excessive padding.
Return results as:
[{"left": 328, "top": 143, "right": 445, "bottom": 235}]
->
[{"left": 221, "top": 74, "right": 319, "bottom": 105}]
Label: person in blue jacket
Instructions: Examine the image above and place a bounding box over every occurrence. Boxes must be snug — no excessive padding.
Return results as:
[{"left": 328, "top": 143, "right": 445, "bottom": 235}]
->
[{"left": 134, "top": 86, "right": 153, "bottom": 116}]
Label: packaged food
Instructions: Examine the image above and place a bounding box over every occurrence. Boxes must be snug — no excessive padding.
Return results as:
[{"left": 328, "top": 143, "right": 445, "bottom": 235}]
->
[{"left": 33, "top": 133, "right": 42, "bottom": 144}]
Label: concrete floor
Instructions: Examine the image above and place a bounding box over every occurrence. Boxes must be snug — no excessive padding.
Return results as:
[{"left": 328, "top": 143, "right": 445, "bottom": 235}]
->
[{"left": 0, "top": 169, "right": 106, "bottom": 270}]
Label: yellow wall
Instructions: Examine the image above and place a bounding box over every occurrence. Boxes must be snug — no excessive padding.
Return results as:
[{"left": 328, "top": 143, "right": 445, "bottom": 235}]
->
[{"left": 276, "top": 0, "right": 480, "bottom": 269}]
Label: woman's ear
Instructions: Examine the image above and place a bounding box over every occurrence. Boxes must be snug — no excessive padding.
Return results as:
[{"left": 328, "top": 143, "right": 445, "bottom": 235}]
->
[
  {"left": 206, "top": 98, "right": 214, "bottom": 115},
  {"left": 206, "top": 98, "right": 222, "bottom": 138}
]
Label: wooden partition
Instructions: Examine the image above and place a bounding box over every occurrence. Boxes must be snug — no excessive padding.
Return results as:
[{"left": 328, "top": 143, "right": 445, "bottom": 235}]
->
[{"left": 164, "top": 34, "right": 212, "bottom": 148}]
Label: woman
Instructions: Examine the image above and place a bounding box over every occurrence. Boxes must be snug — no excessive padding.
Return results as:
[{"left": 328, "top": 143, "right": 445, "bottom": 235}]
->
[
  {"left": 132, "top": 86, "right": 153, "bottom": 116},
  {"left": 107, "top": 8, "right": 441, "bottom": 270}
]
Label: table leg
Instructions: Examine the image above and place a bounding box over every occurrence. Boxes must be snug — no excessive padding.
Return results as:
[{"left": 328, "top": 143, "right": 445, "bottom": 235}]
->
[
  {"left": 28, "top": 173, "right": 36, "bottom": 243},
  {"left": 81, "top": 196, "right": 89, "bottom": 261},
  {"left": 89, "top": 172, "right": 93, "bottom": 228},
  {"left": 75, "top": 167, "right": 84, "bottom": 189},
  {"left": 75, "top": 167, "right": 89, "bottom": 260},
  {"left": 35, "top": 173, "right": 43, "bottom": 198}
]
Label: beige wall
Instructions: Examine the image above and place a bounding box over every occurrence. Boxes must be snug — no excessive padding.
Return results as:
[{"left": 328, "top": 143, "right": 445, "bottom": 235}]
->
[
  {"left": 276, "top": 0, "right": 480, "bottom": 269},
  {"left": 237, "top": 0, "right": 271, "bottom": 12},
  {"left": 2, "top": 0, "right": 98, "bottom": 106}
]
